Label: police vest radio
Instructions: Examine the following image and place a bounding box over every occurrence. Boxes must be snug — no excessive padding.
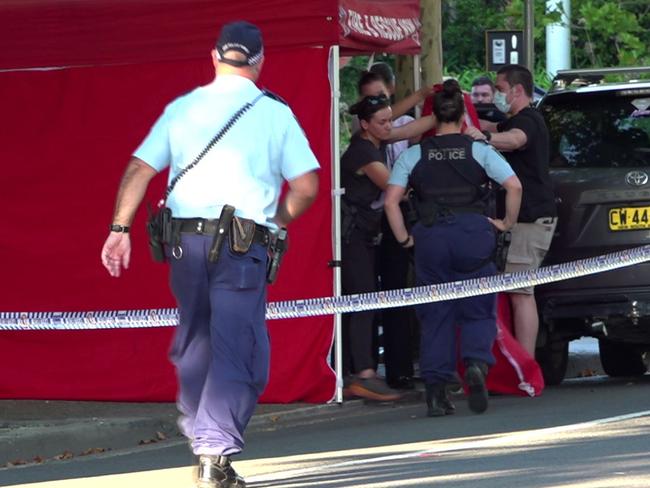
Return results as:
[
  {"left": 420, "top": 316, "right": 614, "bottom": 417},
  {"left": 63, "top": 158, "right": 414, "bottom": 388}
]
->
[{"left": 145, "top": 93, "right": 265, "bottom": 262}]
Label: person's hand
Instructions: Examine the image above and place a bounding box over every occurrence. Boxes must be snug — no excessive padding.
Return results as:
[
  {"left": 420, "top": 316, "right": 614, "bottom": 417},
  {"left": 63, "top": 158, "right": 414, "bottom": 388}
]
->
[
  {"left": 418, "top": 85, "right": 435, "bottom": 101},
  {"left": 401, "top": 188, "right": 413, "bottom": 202},
  {"left": 101, "top": 232, "right": 132, "bottom": 278},
  {"left": 488, "top": 217, "right": 511, "bottom": 232},
  {"left": 401, "top": 235, "right": 415, "bottom": 249},
  {"left": 465, "top": 125, "right": 487, "bottom": 141}
]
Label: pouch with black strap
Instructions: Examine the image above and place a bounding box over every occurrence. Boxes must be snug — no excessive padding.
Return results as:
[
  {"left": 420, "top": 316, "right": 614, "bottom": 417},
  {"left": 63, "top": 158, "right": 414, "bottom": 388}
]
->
[
  {"left": 229, "top": 216, "right": 257, "bottom": 254},
  {"left": 146, "top": 203, "right": 172, "bottom": 263}
]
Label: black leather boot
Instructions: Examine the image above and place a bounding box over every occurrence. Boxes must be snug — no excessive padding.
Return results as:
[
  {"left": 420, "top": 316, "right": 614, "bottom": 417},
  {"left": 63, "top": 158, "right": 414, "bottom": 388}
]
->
[
  {"left": 425, "top": 383, "right": 456, "bottom": 417},
  {"left": 464, "top": 360, "right": 489, "bottom": 414},
  {"left": 197, "top": 455, "right": 246, "bottom": 488}
]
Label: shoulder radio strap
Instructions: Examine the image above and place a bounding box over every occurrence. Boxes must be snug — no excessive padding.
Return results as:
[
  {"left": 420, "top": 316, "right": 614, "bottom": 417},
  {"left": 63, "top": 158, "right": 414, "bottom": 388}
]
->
[{"left": 163, "top": 91, "right": 265, "bottom": 202}]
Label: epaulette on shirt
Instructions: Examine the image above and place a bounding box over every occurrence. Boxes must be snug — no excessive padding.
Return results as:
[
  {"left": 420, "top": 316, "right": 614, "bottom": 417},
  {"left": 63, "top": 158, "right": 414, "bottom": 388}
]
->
[
  {"left": 262, "top": 88, "right": 308, "bottom": 135},
  {"left": 262, "top": 89, "right": 288, "bottom": 106}
]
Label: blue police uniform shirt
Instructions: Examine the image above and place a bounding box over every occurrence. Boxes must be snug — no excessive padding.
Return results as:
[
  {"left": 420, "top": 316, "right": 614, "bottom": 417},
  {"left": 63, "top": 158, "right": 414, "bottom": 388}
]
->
[
  {"left": 134, "top": 75, "right": 320, "bottom": 227},
  {"left": 388, "top": 140, "right": 514, "bottom": 187}
]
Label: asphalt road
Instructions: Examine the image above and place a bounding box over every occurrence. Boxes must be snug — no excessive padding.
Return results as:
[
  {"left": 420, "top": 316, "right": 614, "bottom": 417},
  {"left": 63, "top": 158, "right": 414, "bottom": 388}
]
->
[{"left": 2, "top": 374, "right": 649, "bottom": 488}]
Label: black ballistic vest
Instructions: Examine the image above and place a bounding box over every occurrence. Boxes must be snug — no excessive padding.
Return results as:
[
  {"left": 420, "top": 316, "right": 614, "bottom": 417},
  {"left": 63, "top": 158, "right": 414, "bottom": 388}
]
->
[{"left": 409, "top": 135, "right": 491, "bottom": 225}]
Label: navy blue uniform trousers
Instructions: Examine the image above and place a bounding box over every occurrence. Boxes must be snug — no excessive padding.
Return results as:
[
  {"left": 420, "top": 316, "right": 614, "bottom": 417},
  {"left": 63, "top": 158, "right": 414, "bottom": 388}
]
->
[
  {"left": 168, "top": 234, "right": 269, "bottom": 456},
  {"left": 412, "top": 213, "right": 497, "bottom": 386}
]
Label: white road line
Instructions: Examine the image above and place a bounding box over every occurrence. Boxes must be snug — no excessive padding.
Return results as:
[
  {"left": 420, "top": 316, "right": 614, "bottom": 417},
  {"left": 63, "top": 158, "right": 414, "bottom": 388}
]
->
[{"left": 245, "top": 409, "right": 650, "bottom": 484}]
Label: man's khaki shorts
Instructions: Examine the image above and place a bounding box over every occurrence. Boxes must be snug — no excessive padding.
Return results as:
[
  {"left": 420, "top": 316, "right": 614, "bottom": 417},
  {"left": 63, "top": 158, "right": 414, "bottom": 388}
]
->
[{"left": 505, "top": 217, "right": 558, "bottom": 295}]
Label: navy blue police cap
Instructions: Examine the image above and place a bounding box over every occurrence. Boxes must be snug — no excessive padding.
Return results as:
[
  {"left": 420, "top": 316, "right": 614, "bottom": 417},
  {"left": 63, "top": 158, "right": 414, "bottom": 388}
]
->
[{"left": 216, "top": 21, "right": 264, "bottom": 67}]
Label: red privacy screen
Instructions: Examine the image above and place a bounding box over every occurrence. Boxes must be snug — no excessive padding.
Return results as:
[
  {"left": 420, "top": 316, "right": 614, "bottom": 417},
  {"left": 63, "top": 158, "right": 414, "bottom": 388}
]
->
[{"left": 0, "top": 47, "right": 336, "bottom": 402}]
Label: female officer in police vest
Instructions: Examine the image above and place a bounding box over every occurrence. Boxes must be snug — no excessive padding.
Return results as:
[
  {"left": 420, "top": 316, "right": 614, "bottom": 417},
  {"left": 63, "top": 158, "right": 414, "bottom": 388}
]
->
[{"left": 384, "top": 80, "right": 522, "bottom": 416}]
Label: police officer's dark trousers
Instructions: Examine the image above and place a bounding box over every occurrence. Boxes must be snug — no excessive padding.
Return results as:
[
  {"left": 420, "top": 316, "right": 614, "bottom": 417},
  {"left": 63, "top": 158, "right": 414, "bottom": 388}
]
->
[
  {"left": 342, "top": 228, "right": 377, "bottom": 374},
  {"left": 377, "top": 211, "right": 414, "bottom": 382},
  {"left": 413, "top": 213, "right": 497, "bottom": 386},
  {"left": 168, "top": 234, "right": 269, "bottom": 456}
]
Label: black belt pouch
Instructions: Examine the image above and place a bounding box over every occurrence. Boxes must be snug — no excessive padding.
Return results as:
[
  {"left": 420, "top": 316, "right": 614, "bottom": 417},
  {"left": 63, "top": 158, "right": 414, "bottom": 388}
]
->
[
  {"left": 229, "top": 216, "right": 256, "bottom": 254},
  {"left": 494, "top": 230, "right": 512, "bottom": 272},
  {"left": 146, "top": 206, "right": 172, "bottom": 262}
]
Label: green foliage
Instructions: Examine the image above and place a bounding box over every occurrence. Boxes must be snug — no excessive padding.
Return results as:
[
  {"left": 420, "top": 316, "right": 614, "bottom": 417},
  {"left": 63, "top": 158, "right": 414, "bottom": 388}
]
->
[
  {"left": 572, "top": 0, "right": 650, "bottom": 67},
  {"left": 443, "top": 66, "right": 492, "bottom": 90},
  {"left": 442, "top": 0, "right": 508, "bottom": 72},
  {"left": 442, "top": 0, "right": 650, "bottom": 73},
  {"left": 444, "top": 65, "right": 551, "bottom": 92}
]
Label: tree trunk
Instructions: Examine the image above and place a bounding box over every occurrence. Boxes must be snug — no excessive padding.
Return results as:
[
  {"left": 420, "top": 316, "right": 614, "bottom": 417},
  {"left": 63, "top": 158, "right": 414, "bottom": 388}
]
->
[
  {"left": 395, "top": 55, "right": 414, "bottom": 101},
  {"left": 420, "top": 0, "right": 443, "bottom": 87}
]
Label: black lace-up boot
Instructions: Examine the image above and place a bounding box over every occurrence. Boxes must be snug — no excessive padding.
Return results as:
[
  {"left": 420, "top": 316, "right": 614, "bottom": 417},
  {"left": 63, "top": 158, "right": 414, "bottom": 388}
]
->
[
  {"left": 424, "top": 383, "right": 456, "bottom": 417},
  {"left": 197, "top": 455, "right": 246, "bottom": 488},
  {"left": 464, "top": 360, "right": 489, "bottom": 414}
]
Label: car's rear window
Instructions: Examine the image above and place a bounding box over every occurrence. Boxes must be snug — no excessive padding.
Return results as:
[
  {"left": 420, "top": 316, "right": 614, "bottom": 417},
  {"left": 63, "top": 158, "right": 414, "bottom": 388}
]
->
[{"left": 540, "top": 90, "right": 650, "bottom": 168}]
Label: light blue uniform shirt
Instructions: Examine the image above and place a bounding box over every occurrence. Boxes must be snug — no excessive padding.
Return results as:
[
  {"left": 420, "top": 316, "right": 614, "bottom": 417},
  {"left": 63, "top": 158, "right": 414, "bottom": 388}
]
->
[
  {"left": 389, "top": 140, "right": 515, "bottom": 187},
  {"left": 134, "top": 75, "right": 320, "bottom": 227}
]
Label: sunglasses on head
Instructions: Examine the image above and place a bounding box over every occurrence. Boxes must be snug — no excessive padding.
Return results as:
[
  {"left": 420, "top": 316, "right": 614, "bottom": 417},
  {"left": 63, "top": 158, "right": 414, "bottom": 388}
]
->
[{"left": 365, "top": 94, "right": 389, "bottom": 105}]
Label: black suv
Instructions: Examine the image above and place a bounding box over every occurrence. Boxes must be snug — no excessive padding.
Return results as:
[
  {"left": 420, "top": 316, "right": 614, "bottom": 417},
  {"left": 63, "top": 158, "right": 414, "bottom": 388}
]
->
[{"left": 535, "top": 66, "right": 650, "bottom": 384}]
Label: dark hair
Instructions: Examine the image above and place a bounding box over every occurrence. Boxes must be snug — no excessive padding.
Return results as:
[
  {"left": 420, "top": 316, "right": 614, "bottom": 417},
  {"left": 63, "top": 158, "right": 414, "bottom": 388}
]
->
[
  {"left": 349, "top": 95, "right": 391, "bottom": 122},
  {"left": 496, "top": 64, "right": 533, "bottom": 97},
  {"left": 471, "top": 76, "right": 495, "bottom": 90},
  {"left": 369, "top": 62, "right": 395, "bottom": 86},
  {"left": 357, "top": 71, "right": 384, "bottom": 95},
  {"left": 432, "top": 79, "right": 465, "bottom": 123}
]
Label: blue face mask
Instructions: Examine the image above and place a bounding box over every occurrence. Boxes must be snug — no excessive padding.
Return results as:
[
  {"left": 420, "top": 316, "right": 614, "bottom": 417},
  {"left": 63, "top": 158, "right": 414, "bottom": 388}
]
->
[{"left": 494, "top": 91, "right": 512, "bottom": 114}]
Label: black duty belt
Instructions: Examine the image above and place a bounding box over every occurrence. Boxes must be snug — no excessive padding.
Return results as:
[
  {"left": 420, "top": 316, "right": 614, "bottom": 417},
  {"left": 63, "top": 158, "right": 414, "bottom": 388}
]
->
[{"left": 173, "top": 218, "right": 270, "bottom": 246}]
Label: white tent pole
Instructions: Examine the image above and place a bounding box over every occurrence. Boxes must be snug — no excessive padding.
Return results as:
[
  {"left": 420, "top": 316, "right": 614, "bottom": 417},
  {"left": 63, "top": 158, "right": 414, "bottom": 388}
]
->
[
  {"left": 413, "top": 54, "right": 422, "bottom": 118},
  {"left": 329, "top": 45, "right": 344, "bottom": 404}
]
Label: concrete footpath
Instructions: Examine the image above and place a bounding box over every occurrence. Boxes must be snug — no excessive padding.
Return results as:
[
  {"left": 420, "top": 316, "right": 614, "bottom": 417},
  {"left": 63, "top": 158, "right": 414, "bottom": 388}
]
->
[
  {"left": 0, "top": 338, "right": 602, "bottom": 469},
  {"left": 0, "top": 399, "right": 375, "bottom": 468}
]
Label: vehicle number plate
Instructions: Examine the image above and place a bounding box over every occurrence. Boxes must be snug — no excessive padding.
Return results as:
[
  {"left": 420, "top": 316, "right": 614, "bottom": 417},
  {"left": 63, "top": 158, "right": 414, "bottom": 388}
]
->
[{"left": 609, "top": 206, "right": 650, "bottom": 231}]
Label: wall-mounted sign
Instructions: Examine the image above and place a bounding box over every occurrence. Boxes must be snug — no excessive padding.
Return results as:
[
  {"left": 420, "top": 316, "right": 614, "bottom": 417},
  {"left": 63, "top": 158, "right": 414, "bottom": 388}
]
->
[{"left": 485, "top": 30, "right": 525, "bottom": 72}]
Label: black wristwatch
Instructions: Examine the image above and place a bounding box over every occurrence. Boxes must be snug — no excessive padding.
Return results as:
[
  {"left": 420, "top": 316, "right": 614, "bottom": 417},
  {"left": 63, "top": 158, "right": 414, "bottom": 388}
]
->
[
  {"left": 481, "top": 130, "right": 492, "bottom": 142},
  {"left": 109, "top": 224, "right": 130, "bottom": 233},
  {"left": 398, "top": 235, "right": 412, "bottom": 247}
]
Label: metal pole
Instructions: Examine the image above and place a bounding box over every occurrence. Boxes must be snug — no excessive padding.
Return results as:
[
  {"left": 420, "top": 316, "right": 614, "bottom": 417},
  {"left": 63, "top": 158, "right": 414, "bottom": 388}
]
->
[
  {"left": 413, "top": 54, "right": 422, "bottom": 118},
  {"left": 329, "top": 45, "right": 344, "bottom": 404},
  {"left": 546, "top": 0, "right": 571, "bottom": 78},
  {"left": 524, "top": 0, "right": 535, "bottom": 72}
]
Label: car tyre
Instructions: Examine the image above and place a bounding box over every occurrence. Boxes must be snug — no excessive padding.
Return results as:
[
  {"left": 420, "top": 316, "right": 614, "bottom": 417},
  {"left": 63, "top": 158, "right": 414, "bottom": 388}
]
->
[
  {"left": 598, "top": 339, "right": 647, "bottom": 377},
  {"left": 536, "top": 340, "right": 569, "bottom": 386}
]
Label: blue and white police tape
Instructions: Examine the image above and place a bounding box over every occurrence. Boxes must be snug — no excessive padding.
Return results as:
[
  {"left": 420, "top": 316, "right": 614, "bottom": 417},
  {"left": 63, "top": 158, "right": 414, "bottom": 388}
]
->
[{"left": 2, "top": 244, "right": 650, "bottom": 331}]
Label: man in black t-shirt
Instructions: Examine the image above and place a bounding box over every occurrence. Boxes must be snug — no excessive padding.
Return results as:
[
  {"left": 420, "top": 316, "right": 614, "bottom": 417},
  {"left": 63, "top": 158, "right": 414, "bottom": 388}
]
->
[{"left": 467, "top": 64, "right": 557, "bottom": 359}]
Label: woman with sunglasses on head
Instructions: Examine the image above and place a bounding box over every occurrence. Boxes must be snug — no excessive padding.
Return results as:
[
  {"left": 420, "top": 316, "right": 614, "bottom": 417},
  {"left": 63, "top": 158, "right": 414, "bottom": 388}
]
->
[
  {"left": 340, "top": 94, "right": 403, "bottom": 401},
  {"left": 384, "top": 80, "right": 522, "bottom": 416}
]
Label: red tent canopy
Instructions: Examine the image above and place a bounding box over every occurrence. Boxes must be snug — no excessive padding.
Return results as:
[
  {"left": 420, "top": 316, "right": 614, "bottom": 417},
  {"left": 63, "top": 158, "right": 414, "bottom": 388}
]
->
[
  {"left": 0, "top": 0, "right": 420, "bottom": 70},
  {"left": 0, "top": 0, "right": 421, "bottom": 403}
]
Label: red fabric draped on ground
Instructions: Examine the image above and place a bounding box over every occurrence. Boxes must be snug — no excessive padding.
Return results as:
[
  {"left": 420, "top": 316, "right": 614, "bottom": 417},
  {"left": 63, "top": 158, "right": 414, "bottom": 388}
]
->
[
  {"left": 487, "top": 294, "right": 545, "bottom": 397},
  {"left": 0, "top": 47, "right": 336, "bottom": 402}
]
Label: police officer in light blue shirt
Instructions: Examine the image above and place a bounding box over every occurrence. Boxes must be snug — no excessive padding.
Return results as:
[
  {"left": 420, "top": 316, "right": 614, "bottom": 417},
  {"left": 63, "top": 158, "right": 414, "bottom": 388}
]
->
[
  {"left": 100, "top": 21, "right": 319, "bottom": 488},
  {"left": 384, "top": 80, "right": 521, "bottom": 420}
]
